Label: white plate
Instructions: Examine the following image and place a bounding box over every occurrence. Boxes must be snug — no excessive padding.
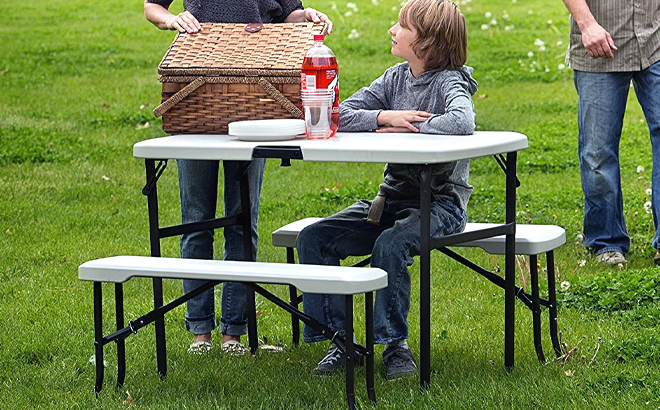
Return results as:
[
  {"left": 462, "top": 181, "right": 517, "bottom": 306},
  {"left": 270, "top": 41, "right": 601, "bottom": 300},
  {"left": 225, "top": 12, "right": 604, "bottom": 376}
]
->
[
  {"left": 229, "top": 119, "right": 305, "bottom": 137},
  {"left": 236, "top": 133, "right": 299, "bottom": 142}
]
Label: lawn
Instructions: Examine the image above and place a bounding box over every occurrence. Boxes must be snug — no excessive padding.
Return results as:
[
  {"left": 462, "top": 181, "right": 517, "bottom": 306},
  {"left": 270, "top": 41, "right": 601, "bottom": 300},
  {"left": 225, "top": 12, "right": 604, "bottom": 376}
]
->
[{"left": 1, "top": 0, "right": 659, "bottom": 408}]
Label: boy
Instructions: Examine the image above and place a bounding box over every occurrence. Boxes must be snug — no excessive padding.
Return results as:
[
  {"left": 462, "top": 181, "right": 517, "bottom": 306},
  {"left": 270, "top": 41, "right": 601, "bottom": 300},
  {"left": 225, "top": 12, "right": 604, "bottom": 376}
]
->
[{"left": 297, "top": 0, "right": 477, "bottom": 379}]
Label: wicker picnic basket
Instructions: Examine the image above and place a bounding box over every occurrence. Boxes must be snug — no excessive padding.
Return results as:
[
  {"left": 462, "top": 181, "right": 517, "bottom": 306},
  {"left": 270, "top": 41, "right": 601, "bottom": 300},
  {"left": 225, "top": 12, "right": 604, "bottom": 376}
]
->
[{"left": 153, "top": 22, "right": 327, "bottom": 134}]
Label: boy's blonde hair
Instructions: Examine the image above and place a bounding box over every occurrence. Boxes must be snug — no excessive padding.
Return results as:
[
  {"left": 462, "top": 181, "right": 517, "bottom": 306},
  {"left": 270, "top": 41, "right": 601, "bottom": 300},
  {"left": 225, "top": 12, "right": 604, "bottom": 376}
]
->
[{"left": 399, "top": 0, "right": 467, "bottom": 71}]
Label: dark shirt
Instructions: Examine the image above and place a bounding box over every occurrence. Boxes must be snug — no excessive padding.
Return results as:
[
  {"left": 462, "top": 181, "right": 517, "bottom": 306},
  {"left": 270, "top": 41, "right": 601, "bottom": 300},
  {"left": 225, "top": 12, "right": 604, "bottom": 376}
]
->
[{"left": 146, "top": 0, "right": 303, "bottom": 24}]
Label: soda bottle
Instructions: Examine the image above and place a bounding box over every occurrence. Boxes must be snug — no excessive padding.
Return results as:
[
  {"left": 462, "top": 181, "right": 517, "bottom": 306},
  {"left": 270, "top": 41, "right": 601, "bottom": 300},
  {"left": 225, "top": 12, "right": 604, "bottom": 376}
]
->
[{"left": 301, "top": 34, "right": 339, "bottom": 137}]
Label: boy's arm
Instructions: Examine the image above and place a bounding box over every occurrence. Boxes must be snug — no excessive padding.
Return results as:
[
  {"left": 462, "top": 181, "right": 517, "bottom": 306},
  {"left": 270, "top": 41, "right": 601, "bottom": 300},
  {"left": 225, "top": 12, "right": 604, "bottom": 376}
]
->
[
  {"left": 417, "top": 79, "right": 475, "bottom": 135},
  {"left": 338, "top": 72, "right": 392, "bottom": 132},
  {"left": 144, "top": 0, "right": 201, "bottom": 33}
]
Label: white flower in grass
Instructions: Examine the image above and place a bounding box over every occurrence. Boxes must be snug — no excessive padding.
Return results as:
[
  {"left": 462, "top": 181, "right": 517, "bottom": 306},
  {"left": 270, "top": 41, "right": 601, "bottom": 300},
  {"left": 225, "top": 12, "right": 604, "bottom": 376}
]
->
[
  {"left": 534, "top": 39, "right": 545, "bottom": 47},
  {"left": 481, "top": 24, "right": 489, "bottom": 30},
  {"left": 344, "top": 10, "right": 353, "bottom": 17},
  {"left": 490, "top": 19, "right": 498, "bottom": 26},
  {"left": 371, "top": 0, "right": 379, "bottom": 5},
  {"left": 647, "top": 188, "right": 652, "bottom": 196},
  {"left": 485, "top": 11, "right": 493, "bottom": 18},
  {"left": 558, "top": 63, "right": 566, "bottom": 70},
  {"left": 502, "top": 11, "right": 510, "bottom": 20},
  {"left": 512, "top": 0, "right": 517, "bottom": 3},
  {"left": 545, "top": 66, "right": 550, "bottom": 72},
  {"left": 539, "top": 45, "right": 546, "bottom": 52},
  {"left": 505, "top": 25, "right": 514, "bottom": 31},
  {"left": 348, "top": 29, "right": 360, "bottom": 40},
  {"left": 527, "top": 51, "right": 534, "bottom": 58},
  {"left": 391, "top": 6, "right": 398, "bottom": 11},
  {"left": 638, "top": 165, "right": 645, "bottom": 173},
  {"left": 576, "top": 233, "right": 583, "bottom": 241},
  {"left": 528, "top": 9, "right": 534, "bottom": 15},
  {"left": 645, "top": 201, "right": 653, "bottom": 214},
  {"left": 547, "top": 19, "right": 553, "bottom": 25},
  {"left": 560, "top": 281, "right": 570, "bottom": 291},
  {"left": 347, "top": 2, "right": 358, "bottom": 11},
  {"left": 557, "top": 40, "right": 564, "bottom": 46},
  {"left": 331, "top": 3, "right": 337, "bottom": 10}
]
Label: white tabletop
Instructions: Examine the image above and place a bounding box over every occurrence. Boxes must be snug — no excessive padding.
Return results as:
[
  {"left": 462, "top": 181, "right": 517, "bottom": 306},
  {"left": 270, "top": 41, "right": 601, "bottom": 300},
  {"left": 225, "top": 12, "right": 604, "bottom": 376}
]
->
[{"left": 133, "top": 131, "right": 528, "bottom": 164}]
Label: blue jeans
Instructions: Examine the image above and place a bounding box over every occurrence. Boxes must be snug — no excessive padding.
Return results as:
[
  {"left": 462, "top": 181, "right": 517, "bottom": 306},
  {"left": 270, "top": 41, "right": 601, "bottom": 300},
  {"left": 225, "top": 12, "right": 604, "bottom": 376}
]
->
[
  {"left": 178, "top": 158, "right": 265, "bottom": 336},
  {"left": 574, "top": 60, "right": 660, "bottom": 255},
  {"left": 297, "top": 197, "right": 467, "bottom": 344}
]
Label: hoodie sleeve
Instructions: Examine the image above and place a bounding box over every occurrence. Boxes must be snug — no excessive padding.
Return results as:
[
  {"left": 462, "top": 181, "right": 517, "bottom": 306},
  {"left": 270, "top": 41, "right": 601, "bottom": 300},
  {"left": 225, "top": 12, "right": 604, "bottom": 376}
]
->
[
  {"left": 418, "top": 71, "right": 476, "bottom": 135},
  {"left": 338, "top": 69, "right": 395, "bottom": 132}
]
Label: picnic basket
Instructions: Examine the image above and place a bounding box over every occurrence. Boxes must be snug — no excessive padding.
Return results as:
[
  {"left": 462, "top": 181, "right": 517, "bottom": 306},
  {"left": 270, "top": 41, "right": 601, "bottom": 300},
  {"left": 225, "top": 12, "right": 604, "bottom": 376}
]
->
[{"left": 153, "top": 22, "right": 327, "bottom": 134}]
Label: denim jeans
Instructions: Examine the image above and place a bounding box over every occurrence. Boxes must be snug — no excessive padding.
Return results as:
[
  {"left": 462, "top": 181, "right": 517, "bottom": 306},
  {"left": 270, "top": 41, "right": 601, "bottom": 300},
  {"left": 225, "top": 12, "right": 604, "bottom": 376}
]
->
[
  {"left": 574, "top": 60, "right": 660, "bottom": 255},
  {"left": 297, "top": 196, "right": 467, "bottom": 344},
  {"left": 178, "top": 158, "right": 265, "bottom": 336}
]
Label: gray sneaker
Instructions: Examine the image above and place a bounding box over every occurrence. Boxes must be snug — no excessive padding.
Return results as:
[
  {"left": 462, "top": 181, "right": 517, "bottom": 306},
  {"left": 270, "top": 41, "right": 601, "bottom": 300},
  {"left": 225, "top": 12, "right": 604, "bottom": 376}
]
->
[
  {"left": 383, "top": 344, "right": 417, "bottom": 380},
  {"left": 313, "top": 343, "right": 364, "bottom": 376},
  {"left": 595, "top": 251, "right": 627, "bottom": 265}
]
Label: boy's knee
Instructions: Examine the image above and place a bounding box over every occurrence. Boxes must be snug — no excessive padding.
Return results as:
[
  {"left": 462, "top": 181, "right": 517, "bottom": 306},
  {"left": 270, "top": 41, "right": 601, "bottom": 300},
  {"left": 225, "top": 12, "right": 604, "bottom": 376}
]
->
[{"left": 296, "top": 225, "right": 323, "bottom": 256}]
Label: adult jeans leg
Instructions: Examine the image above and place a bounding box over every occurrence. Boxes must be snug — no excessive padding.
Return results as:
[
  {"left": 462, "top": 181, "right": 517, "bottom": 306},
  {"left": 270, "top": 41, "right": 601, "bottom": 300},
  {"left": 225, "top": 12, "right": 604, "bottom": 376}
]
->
[
  {"left": 179, "top": 159, "right": 220, "bottom": 335},
  {"left": 220, "top": 159, "right": 265, "bottom": 336},
  {"left": 574, "top": 70, "right": 631, "bottom": 255},
  {"left": 370, "top": 199, "right": 466, "bottom": 344},
  {"left": 631, "top": 61, "right": 660, "bottom": 250},
  {"left": 298, "top": 200, "right": 384, "bottom": 343}
]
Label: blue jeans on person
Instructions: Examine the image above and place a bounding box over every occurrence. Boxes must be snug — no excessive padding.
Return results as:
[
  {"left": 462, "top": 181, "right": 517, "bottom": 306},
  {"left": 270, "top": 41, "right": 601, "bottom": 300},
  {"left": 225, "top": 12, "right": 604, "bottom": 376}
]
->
[
  {"left": 297, "top": 196, "right": 467, "bottom": 344},
  {"left": 574, "top": 60, "right": 660, "bottom": 256},
  {"left": 178, "top": 158, "right": 265, "bottom": 336}
]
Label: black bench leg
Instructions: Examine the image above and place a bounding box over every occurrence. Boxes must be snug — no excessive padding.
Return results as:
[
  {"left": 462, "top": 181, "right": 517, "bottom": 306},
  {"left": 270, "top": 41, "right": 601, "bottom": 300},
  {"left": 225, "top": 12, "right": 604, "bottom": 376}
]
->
[
  {"left": 344, "top": 295, "right": 356, "bottom": 410},
  {"left": 286, "top": 247, "right": 301, "bottom": 347},
  {"left": 93, "top": 282, "right": 105, "bottom": 394},
  {"left": 153, "top": 278, "right": 167, "bottom": 379},
  {"left": 247, "top": 288, "right": 259, "bottom": 354},
  {"left": 546, "top": 251, "right": 561, "bottom": 357},
  {"left": 115, "top": 283, "right": 126, "bottom": 388},
  {"left": 529, "top": 255, "right": 545, "bottom": 362},
  {"left": 365, "top": 292, "right": 376, "bottom": 403}
]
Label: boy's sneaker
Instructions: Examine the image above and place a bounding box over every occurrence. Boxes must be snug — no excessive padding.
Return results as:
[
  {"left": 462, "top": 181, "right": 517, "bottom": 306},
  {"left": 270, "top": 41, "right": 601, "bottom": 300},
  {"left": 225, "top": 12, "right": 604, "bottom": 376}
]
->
[
  {"left": 313, "top": 343, "right": 364, "bottom": 376},
  {"left": 383, "top": 344, "right": 417, "bottom": 380}
]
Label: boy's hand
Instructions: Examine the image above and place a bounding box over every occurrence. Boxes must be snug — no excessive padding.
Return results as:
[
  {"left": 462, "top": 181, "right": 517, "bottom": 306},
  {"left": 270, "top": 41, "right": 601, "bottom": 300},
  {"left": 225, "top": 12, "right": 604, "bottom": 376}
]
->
[
  {"left": 165, "top": 11, "right": 201, "bottom": 33},
  {"left": 377, "top": 110, "right": 434, "bottom": 132}
]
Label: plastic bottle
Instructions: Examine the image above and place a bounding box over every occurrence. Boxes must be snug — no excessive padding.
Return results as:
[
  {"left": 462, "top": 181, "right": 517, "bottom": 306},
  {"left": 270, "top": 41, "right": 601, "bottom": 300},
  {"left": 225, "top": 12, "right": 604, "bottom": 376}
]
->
[{"left": 301, "top": 34, "right": 339, "bottom": 137}]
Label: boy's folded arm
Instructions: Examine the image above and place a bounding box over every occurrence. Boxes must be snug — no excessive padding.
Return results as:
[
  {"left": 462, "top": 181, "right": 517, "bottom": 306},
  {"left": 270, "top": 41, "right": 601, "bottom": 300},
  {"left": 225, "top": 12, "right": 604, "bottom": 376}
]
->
[
  {"left": 418, "top": 80, "right": 476, "bottom": 135},
  {"left": 338, "top": 70, "right": 394, "bottom": 132}
]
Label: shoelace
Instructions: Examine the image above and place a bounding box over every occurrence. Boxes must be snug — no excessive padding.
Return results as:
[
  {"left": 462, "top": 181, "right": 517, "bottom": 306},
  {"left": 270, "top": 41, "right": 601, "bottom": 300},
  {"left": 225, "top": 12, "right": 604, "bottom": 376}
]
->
[{"left": 318, "top": 345, "right": 343, "bottom": 365}]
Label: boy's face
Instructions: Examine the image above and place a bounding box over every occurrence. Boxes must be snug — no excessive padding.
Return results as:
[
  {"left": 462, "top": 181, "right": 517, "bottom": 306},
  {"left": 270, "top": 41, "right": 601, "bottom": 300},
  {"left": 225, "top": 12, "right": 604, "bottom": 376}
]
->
[{"left": 389, "top": 22, "right": 419, "bottom": 63}]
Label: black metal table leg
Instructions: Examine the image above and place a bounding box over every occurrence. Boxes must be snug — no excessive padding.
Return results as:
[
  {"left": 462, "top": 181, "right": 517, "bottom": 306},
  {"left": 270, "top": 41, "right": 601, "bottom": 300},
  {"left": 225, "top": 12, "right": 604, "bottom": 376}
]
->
[
  {"left": 145, "top": 159, "right": 167, "bottom": 379},
  {"left": 115, "top": 283, "right": 126, "bottom": 388},
  {"left": 419, "top": 167, "right": 432, "bottom": 389},
  {"left": 93, "top": 282, "right": 105, "bottom": 394},
  {"left": 238, "top": 162, "right": 259, "bottom": 354},
  {"left": 504, "top": 152, "right": 517, "bottom": 369},
  {"left": 529, "top": 254, "right": 545, "bottom": 362},
  {"left": 546, "top": 250, "right": 561, "bottom": 357},
  {"left": 344, "top": 295, "right": 356, "bottom": 410},
  {"left": 365, "top": 291, "right": 376, "bottom": 403}
]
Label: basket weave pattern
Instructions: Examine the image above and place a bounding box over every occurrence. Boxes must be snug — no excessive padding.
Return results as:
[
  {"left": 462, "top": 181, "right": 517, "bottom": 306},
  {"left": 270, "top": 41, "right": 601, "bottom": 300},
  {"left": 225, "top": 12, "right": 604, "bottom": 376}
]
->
[{"left": 155, "top": 22, "right": 325, "bottom": 134}]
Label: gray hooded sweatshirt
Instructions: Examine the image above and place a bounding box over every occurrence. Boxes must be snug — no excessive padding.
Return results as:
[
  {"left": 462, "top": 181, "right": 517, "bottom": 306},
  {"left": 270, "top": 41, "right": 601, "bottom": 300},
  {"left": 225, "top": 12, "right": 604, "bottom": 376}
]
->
[{"left": 338, "top": 62, "right": 479, "bottom": 211}]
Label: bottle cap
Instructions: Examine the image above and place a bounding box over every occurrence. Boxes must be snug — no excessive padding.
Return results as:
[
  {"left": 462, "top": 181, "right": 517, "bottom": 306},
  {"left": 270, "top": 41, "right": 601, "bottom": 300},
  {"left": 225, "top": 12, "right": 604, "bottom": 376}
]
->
[{"left": 313, "top": 34, "right": 324, "bottom": 41}]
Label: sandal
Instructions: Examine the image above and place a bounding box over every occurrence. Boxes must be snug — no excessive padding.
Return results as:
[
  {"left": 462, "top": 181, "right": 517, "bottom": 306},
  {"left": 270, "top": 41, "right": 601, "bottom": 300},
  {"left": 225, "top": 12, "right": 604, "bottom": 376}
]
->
[
  {"left": 221, "top": 340, "right": 249, "bottom": 356},
  {"left": 188, "top": 341, "right": 213, "bottom": 355}
]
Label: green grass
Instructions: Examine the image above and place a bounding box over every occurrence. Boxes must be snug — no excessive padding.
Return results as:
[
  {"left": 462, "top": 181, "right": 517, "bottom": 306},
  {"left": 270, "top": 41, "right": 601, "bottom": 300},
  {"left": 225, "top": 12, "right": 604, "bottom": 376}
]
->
[{"left": 2, "top": 0, "right": 660, "bottom": 408}]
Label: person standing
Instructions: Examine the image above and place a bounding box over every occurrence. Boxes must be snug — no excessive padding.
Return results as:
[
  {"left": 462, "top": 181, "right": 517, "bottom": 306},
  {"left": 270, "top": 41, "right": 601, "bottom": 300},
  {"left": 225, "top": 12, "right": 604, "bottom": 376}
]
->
[
  {"left": 144, "top": 0, "right": 333, "bottom": 354},
  {"left": 562, "top": 0, "right": 660, "bottom": 265}
]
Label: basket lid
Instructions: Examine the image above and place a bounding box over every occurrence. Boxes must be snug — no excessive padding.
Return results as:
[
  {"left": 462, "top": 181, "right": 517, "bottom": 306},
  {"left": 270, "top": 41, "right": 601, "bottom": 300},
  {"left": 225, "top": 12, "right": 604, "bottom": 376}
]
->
[{"left": 158, "top": 22, "right": 326, "bottom": 76}]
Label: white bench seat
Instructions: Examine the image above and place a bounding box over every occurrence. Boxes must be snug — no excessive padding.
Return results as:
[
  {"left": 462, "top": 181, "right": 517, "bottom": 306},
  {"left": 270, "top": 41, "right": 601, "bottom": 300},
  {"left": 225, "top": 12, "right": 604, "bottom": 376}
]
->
[
  {"left": 272, "top": 218, "right": 566, "bottom": 256},
  {"left": 79, "top": 255, "right": 387, "bottom": 295}
]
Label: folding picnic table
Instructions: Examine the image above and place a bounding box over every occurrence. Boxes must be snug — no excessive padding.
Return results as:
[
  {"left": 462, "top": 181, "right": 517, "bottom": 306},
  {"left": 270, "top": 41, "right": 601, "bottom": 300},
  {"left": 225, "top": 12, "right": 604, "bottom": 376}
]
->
[{"left": 132, "top": 130, "right": 528, "bottom": 390}]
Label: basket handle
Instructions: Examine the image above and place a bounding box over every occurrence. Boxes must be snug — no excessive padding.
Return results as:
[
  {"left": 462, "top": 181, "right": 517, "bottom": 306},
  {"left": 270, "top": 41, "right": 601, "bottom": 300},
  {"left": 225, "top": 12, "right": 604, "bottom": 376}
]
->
[
  {"left": 153, "top": 77, "right": 206, "bottom": 117},
  {"left": 258, "top": 77, "right": 303, "bottom": 119}
]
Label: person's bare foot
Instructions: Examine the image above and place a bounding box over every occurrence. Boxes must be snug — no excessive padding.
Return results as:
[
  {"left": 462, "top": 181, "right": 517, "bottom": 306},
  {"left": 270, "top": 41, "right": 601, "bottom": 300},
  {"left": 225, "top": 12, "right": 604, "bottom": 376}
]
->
[{"left": 194, "top": 332, "right": 212, "bottom": 344}]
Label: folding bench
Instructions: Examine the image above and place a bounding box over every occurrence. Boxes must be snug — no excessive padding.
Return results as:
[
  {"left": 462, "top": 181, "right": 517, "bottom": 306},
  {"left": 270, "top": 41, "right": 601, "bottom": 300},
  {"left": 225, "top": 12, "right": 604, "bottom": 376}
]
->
[
  {"left": 79, "top": 255, "right": 387, "bottom": 410},
  {"left": 272, "top": 218, "right": 566, "bottom": 362}
]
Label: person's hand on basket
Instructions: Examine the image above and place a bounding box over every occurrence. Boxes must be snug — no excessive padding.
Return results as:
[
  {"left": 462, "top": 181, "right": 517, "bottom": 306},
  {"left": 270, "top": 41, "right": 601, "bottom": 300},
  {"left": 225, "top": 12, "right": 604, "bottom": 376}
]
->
[
  {"left": 285, "top": 8, "right": 333, "bottom": 34},
  {"left": 165, "top": 11, "right": 202, "bottom": 33}
]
